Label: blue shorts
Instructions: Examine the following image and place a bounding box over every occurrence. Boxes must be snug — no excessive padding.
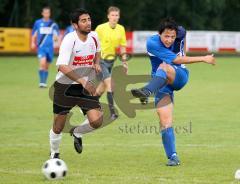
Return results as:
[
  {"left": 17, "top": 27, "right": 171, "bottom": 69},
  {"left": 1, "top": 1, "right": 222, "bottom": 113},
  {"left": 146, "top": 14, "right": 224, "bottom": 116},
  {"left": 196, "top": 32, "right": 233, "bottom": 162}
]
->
[
  {"left": 155, "top": 66, "right": 189, "bottom": 106},
  {"left": 37, "top": 47, "right": 54, "bottom": 62}
]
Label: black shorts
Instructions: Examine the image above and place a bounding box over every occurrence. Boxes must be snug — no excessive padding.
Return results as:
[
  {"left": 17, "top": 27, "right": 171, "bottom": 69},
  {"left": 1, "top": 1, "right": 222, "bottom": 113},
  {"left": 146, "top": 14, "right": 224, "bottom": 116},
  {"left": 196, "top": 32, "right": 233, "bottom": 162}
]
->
[{"left": 53, "top": 81, "right": 101, "bottom": 115}]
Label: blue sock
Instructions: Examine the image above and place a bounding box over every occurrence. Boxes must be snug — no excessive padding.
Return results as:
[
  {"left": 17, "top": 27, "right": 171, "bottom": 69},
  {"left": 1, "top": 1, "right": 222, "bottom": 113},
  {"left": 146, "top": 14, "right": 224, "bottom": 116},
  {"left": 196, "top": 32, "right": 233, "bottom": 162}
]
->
[
  {"left": 39, "top": 70, "right": 45, "bottom": 84},
  {"left": 144, "top": 68, "right": 167, "bottom": 93},
  {"left": 161, "top": 127, "right": 176, "bottom": 159},
  {"left": 43, "top": 70, "right": 48, "bottom": 84}
]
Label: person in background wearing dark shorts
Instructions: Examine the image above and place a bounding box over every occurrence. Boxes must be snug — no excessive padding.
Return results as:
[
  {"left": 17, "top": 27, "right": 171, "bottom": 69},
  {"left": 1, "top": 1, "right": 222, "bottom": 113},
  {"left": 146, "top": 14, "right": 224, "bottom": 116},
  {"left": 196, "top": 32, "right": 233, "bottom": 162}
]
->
[{"left": 95, "top": 6, "right": 128, "bottom": 120}]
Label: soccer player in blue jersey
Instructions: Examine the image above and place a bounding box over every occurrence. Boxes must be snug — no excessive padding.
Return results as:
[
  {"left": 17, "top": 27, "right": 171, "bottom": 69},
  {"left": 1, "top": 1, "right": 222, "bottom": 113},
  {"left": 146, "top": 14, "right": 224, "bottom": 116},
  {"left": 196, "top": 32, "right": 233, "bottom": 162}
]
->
[
  {"left": 31, "top": 6, "right": 59, "bottom": 88},
  {"left": 139, "top": 25, "right": 186, "bottom": 105},
  {"left": 131, "top": 18, "right": 215, "bottom": 166},
  {"left": 63, "top": 24, "right": 74, "bottom": 37}
]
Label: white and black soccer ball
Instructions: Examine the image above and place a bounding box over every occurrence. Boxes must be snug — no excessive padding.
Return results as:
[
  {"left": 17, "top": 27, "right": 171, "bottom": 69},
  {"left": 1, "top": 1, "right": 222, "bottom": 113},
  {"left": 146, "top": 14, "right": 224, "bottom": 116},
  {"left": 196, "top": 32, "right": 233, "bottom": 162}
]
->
[
  {"left": 42, "top": 159, "right": 68, "bottom": 180},
  {"left": 235, "top": 169, "right": 240, "bottom": 180}
]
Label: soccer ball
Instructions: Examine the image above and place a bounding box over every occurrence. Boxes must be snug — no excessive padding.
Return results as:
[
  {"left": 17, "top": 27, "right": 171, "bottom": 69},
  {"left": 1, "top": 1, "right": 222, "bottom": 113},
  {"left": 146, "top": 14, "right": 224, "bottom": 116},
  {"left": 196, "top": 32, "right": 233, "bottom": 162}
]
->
[
  {"left": 42, "top": 159, "right": 68, "bottom": 180},
  {"left": 235, "top": 169, "right": 240, "bottom": 180}
]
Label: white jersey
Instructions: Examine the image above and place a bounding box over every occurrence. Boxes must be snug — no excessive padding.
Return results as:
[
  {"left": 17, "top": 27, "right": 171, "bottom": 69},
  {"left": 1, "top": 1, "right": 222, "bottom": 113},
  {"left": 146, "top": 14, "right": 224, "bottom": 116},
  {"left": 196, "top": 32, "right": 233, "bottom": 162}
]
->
[{"left": 56, "top": 31, "right": 101, "bottom": 84}]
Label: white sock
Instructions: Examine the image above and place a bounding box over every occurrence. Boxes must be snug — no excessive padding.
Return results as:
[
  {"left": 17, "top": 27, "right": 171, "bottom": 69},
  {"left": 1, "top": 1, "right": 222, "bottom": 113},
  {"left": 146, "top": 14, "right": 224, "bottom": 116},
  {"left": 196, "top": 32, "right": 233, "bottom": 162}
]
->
[
  {"left": 73, "top": 119, "right": 95, "bottom": 138},
  {"left": 49, "top": 129, "right": 62, "bottom": 154}
]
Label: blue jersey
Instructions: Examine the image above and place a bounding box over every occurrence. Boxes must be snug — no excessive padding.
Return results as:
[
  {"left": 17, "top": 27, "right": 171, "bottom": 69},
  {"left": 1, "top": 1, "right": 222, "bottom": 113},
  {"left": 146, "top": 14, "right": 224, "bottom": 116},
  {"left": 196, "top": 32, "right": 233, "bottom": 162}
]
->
[
  {"left": 32, "top": 18, "right": 59, "bottom": 48},
  {"left": 147, "top": 27, "right": 186, "bottom": 76},
  {"left": 173, "top": 26, "right": 186, "bottom": 56},
  {"left": 64, "top": 25, "right": 74, "bottom": 37}
]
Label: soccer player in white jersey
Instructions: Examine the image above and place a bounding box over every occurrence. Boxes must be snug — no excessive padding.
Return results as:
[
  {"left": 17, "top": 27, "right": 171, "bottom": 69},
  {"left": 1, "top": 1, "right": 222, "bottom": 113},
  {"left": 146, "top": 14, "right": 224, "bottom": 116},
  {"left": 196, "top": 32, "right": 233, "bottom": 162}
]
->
[{"left": 49, "top": 9, "right": 103, "bottom": 159}]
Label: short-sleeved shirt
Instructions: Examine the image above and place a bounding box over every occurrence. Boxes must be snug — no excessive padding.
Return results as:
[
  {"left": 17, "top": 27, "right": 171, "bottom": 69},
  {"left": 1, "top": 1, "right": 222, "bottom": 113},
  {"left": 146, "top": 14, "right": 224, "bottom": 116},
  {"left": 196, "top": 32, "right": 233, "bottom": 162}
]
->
[
  {"left": 173, "top": 26, "right": 186, "bottom": 56},
  {"left": 32, "top": 18, "right": 59, "bottom": 48},
  {"left": 147, "top": 29, "right": 186, "bottom": 76},
  {"left": 95, "top": 22, "right": 126, "bottom": 60},
  {"left": 56, "top": 31, "right": 101, "bottom": 84},
  {"left": 149, "top": 27, "right": 188, "bottom": 104}
]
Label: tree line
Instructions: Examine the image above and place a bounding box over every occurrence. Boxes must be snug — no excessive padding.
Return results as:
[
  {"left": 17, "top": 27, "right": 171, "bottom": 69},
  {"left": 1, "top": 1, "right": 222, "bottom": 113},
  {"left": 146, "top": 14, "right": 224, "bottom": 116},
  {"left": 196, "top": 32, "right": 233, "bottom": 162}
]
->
[{"left": 0, "top": 0, "right": 239, "bottom": 31}]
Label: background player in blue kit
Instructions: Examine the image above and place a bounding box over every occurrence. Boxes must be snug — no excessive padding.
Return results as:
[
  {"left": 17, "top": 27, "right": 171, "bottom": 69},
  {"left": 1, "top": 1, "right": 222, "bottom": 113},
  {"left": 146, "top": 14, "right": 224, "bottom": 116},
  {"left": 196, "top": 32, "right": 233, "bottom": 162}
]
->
[
  {"left": 131, "top": 18, "right": 216, "bottom": 166},
  {"left": 31, "top": 6, "right": 59, "bottom": 88},
  {"left": 63, "top": 24, "right": 74, "bottom": 37}
]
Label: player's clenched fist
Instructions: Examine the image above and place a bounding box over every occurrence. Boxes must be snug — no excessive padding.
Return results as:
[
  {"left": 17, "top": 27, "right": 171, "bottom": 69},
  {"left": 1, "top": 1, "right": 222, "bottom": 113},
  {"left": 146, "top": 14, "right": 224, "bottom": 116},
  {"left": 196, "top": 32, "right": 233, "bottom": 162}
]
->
[
  {"left": 80, "top": 79, "right": 96, "bottom": 95},
  {"left": 94, "top": 63, "right": 102, "bottom": 73}
]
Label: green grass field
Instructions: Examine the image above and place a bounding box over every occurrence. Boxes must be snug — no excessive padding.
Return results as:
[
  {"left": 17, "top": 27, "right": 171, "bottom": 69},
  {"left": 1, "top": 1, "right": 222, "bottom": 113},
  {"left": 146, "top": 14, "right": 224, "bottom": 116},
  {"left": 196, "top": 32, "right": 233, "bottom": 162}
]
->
[{"left": 0, "top": 56, "right": 240, "bottom": 184}]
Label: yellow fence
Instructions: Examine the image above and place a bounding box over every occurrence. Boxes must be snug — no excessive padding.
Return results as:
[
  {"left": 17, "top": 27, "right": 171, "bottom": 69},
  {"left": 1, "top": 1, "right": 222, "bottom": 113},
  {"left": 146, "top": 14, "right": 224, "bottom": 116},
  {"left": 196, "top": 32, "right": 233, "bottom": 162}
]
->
[{"left": 0, "top": 28, "right": 31, "bottom": 53}]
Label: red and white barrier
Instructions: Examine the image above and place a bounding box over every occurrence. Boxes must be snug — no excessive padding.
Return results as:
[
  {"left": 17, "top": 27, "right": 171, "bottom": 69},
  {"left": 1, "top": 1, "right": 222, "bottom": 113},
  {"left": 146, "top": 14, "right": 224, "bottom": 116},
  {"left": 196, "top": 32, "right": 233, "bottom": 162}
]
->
[
  {"left": 125, "top": 31, "right": 240, "bottom": 54},
  {"left": 1, "top": 27, "right": 239, "bottom": 54}
]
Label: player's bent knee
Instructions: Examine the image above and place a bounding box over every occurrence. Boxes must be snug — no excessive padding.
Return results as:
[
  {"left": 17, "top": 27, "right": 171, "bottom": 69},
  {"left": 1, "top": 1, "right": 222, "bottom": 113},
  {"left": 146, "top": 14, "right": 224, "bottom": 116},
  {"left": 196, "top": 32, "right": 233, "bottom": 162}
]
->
[
  {"left": 89, "top": 114, "right": 103, "bottom": 129},
  {"left": 166, "top": 65, "right": 175, "bottom": 74},
  {"left": 89, "top": 115, "right": 103, "bottom": 129},
  {"left": 158, "top": 64, "right": 167, "bottom": 72},
  {"left": 52, "top": 126, "right": 63, "bottom": 134}
]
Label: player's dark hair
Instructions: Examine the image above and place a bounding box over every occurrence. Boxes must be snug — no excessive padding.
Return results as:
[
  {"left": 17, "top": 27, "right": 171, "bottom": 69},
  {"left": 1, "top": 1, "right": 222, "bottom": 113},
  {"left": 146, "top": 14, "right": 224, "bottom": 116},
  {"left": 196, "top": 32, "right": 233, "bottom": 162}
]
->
[
  {"left": 70, "top": 9, "right": 90, "bottom": 24},
  {"left": 158, "top": 17, "right": 178, "bottom": 34}
]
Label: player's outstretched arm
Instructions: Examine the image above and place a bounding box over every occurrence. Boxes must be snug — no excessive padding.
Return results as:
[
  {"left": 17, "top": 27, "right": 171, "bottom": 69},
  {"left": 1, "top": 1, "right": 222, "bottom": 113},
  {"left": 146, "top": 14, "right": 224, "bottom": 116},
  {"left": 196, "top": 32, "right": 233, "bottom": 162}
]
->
[{"left": 173, "top": 54, "right": 216, "bottom": 65}]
